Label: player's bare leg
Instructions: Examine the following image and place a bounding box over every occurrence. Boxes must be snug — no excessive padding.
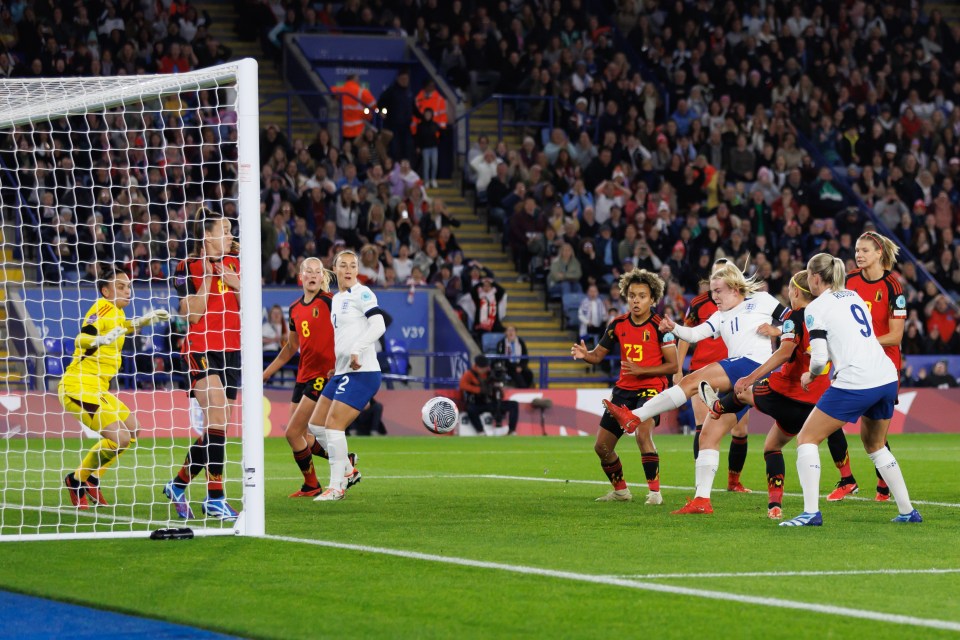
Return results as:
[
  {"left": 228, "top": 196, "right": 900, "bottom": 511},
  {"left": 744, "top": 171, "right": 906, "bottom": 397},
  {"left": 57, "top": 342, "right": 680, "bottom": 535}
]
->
[
  {"left": 83, "top": 414, "right": 138, "bottom": 506},
  {"left": 307, "top": 395, "right": 358, "bottom": 489},
  {"left": 604, "top": 363, "right": 732, "bottom": 434},
  {"left": 634, "top": 421, "right": 661, "bottom": 505},
  {"left": 673, "top": 406, "right": 736, "bottom": 515},
  {"left": 727, "top": 412, "right": 751, "bottom": 492},
  {"left": 594, "top": 427, "right": 632, "bottom": 502},
  {"left": 691, "top": 395, "right": 708, "bottom": 462},
  {"left": 286, "top": 397, "right": 324, "bottom": 496},
  {"left": 860, "top": 417, "right": 920, "bottom": 523},
  {"left": 315, "top": 400, "right": 362, "bottom": 501},
  {"left": 762, "top": 426, "right": 794, "bottom": 520},
  {"left": 780, "top": 408, "right": 844, "bottom": 527},
  {"left": 165, "top": 375, "right": 235, "bottom": 521}
]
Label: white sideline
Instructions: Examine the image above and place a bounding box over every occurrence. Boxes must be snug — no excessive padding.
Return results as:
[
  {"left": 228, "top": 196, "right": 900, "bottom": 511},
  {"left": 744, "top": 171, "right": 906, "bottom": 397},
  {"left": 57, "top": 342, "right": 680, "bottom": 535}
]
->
[
  {"left": 616, "top": 568, "right": 960, "bottom": 579},
  {"left": 264, "top": 534, "right": 960, "bottom": 632},
  {"left": 275, "top": 473, "right": 960, "bottom": 509}
]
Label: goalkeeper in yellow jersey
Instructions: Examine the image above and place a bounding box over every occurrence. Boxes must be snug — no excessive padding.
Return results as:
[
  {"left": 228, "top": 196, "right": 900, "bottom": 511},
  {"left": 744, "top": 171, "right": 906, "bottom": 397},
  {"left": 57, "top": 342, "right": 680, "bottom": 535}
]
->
[{"left": 60, "top": 266, "right": 169, "bottom": 509}]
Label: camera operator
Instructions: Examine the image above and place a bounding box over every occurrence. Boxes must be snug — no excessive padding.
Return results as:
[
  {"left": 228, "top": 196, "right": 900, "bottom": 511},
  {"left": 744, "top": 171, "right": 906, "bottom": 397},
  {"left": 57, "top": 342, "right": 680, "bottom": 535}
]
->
[{"left": 459, "top": 354, "right": 519, "bottom": 435}]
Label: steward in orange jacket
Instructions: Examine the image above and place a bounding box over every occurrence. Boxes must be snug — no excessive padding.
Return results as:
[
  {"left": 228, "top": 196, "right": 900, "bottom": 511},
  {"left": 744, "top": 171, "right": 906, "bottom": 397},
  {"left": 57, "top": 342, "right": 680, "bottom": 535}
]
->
[
  {"left": 333, "top": 74, "right": 376, "bottom": 140},
  {"left": 411, "top": 79, "right": 447, "bottom": 134}
]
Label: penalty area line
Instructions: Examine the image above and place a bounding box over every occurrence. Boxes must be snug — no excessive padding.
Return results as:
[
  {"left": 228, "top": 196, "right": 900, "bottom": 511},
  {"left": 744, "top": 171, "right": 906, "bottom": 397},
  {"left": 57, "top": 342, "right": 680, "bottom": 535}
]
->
[
  {"left": 272, "top": 473, "right": 960, "bottom": 508},
  {"left": 264, "top": 534, "right": 960, "bottom": 633},
  {"left": 615, "top": 568, "right": 960, "bottom": 580}
]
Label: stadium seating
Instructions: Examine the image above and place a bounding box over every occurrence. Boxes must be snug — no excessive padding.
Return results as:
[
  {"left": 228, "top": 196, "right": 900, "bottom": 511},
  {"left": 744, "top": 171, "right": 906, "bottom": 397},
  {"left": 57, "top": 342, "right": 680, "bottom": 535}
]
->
[
  {"left": 561, "top": 293, "right": 586, "bottom": 331},
  {"left": 481, "top": 332, "right": 505, "bottom": 354}
]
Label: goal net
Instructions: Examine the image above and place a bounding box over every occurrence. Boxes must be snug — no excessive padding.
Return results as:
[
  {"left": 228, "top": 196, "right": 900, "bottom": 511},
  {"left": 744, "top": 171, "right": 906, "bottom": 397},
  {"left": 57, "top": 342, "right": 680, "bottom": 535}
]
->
[{"left": 0, "top": 60, "right": 263, "bottom": 541}]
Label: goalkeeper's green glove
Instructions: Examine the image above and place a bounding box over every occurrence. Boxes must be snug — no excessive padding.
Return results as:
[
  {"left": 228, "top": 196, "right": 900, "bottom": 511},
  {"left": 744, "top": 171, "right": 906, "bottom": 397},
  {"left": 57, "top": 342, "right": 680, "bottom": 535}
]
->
[{"left": 132, "top": 309, "right": 171, "bottom": 329}]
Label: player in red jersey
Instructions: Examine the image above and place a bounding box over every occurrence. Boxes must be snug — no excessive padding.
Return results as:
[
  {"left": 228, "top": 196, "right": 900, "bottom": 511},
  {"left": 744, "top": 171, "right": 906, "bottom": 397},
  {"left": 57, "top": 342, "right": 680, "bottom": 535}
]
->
[
  {"left": 677, "top": 274, "right": 753, "bottom": 493},
  {"left": 164, "top": 208, "right": 241, "bottom": 521},
  {"left": 825, "top": 231, "right": 904, "bottom": 502},
  {"left": 699, "top": 270, "right": 830, "bottom": 519},
  {"left": 572, "top": 268, "right": 678, "bottom": 505},
  {"left": 262, "top": 258, "right": 354, "bottom": 497}
]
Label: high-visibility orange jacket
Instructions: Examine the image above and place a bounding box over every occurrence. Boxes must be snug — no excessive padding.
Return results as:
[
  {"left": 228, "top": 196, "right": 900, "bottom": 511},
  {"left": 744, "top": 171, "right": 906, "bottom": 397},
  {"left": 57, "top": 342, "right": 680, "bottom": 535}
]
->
[
  {"left": 333, "top": 79, "right": 376, "bottom": 139},
  {"left": 411, "top": 89, "right": 447, "bottom": 133}
]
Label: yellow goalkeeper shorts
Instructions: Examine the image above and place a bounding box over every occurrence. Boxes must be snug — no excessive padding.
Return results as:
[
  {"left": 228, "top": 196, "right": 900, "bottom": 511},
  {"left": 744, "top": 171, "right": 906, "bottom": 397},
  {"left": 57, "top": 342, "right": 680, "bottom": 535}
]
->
[{"left": 58, "top": 376, "right": 131, "bottom": 433}]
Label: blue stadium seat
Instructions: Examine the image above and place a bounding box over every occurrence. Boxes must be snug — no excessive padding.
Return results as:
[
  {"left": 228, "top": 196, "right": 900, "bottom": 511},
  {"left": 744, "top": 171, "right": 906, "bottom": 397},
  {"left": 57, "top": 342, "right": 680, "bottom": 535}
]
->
[
  {"left": 153, "top": 334, "right": 168, "bottom": 354},
  {"left": 481, "top": 332, "right": 504, "bottom": 354},
  {"left": 44, "top": 337, "right": 74, "bottom": 377},
  {"left": 43, "top": 354, "right": 64, "bottom": 390},
  {"left": 386, "top": 338, "right": 410, "bottom": 376},
  {"left": 561, "top": 293, "right": 585, "bottom": 330},
  {"left": 44, "top": 356, "right": 63, "bottom": 377},
  {"left": 43, "top": 338, "right": 62, "bottom": 354}
]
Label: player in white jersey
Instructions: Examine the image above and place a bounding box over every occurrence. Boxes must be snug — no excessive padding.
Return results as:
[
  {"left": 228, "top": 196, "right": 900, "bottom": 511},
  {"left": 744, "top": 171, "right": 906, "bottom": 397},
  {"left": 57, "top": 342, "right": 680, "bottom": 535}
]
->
[
  {"left": 308, "top": 250, "right": 385, "bottom": 502},
  {"left": 604, "top": 261, "right": 788, "bottom": 514},
  {"left": 780, "top": 254, "right": 921, "bottom": 527}
]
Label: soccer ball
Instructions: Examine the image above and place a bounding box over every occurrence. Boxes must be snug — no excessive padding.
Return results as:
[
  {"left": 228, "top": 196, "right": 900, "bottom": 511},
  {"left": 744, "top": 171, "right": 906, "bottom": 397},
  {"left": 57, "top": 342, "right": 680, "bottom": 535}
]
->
[{"left": 421, "top": 397, "right": 459, "bottom": 434}]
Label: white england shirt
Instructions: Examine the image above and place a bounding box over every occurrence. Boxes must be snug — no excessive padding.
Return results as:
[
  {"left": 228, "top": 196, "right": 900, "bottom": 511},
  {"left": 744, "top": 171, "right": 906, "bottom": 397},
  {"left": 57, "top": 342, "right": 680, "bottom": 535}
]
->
[
  {"left": 704, "top": 291, "right": 785, "bottom": 363},
  {"left": 331, "top": 284, "right": 383, "bottom": 375},
  {"left": 804, "top": 288, "right": 898, "bottom": 389}
]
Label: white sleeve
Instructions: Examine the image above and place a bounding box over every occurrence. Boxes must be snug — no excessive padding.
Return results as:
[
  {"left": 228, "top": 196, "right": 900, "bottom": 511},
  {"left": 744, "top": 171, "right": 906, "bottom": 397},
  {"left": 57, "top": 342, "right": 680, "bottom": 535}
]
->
[
  {"left": 805, "top": 304, "right": 829, "bottom": 376},
  {"left": 671, "top": 311, "right": 721, "bottom": 344},
  {"left": 351, "top": 314, "right": 386, "bottom": 356},
  {"left": 809, "top": 338, "right": 829, "bottom": 376}
]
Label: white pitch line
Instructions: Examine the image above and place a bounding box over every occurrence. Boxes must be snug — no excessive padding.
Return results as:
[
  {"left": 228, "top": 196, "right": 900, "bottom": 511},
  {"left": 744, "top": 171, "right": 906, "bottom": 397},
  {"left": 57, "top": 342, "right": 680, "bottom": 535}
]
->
[
  {"left": 272, "top": 473, "right": 960, "bottom": 508},
  {"left": 0, "top": 501, "right": 232, "bottom": 535},
  {"left": 0, "top": 501, "right": 151, "bottom": 525},
  {"left": 264, "top": 534, "right": 960, "bottom": 633},
  {"left": 615, "top": 568, "right": 960, "bottom": 580}
]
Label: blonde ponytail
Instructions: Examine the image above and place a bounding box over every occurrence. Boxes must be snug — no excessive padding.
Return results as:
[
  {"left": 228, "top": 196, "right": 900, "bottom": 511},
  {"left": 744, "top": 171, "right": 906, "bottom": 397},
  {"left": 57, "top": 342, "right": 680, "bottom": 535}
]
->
[{"left": 807, "top": 253, "right": 846, "bottom": 291}]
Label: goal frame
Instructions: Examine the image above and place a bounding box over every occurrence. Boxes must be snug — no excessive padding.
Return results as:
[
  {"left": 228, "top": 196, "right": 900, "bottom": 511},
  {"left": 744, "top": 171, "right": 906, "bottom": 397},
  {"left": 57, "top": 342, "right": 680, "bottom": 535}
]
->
[{"left": 0, "top": 59, "right": 264, "bottom": 541}]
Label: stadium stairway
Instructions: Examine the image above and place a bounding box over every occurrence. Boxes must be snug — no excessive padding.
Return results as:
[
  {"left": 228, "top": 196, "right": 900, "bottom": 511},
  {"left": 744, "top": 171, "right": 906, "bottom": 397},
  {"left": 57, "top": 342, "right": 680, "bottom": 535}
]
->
[
  {"left": 453, "top": 102, "right": 610, "bottom": 387},
  {"left": 191, "top": 13, "right": 607, "bottom": 389},
  {"left": 437, "top": 184, "right": 609, "bottom": 389},
  {"left": 201, "top": 0, "right": 316, "bottom": 141},
  {"left": 466, "top": 101, "right": 515, "bottom": 148},
  {"left": 0, "top": 235, "right": 28, "bottom": 390}
]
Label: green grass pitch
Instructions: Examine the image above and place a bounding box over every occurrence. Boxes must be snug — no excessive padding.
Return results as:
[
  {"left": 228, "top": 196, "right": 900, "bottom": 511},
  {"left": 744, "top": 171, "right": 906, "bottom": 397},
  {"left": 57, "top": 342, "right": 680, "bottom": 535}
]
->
[{"left": 1, "top": 433, "right": 959, "bottom": 639}]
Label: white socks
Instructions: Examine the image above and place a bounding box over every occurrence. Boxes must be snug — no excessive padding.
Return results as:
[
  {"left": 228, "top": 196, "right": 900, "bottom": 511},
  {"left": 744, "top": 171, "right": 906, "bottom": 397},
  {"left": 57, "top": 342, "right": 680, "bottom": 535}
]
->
[
  {"left": 694, "top": 449, "right": 720, "bottom": 499},
  {"left": 308, "top": 423, "right": 327, "bottom": 450},
  {"left": 325, "top": 429, "right": 348, "bottom": 491},
  {"left": 634, "top": 385, "right": 688, "bottom": 423},
  {"left": 796, "top": 443, "right": 821, "bottom": 513},
  {"left": 870, "top": 448, "right": 913, "bottom": 514}
]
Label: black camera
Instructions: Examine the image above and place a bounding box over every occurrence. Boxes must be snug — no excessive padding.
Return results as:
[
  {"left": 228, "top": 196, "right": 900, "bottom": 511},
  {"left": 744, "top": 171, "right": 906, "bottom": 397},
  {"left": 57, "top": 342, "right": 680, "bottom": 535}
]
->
[
  {"left": 480, "top": 361, "right": 508, "bottom": 427},
  {"left": 489, "top": 360, "right": 508, "bottom": 386}
]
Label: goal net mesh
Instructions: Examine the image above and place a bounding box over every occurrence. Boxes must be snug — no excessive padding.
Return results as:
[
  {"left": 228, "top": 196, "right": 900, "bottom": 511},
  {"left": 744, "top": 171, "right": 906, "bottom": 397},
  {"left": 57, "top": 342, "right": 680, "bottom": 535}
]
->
[{"left": 0, "top": 61, "right": 262, "bottom": 540}]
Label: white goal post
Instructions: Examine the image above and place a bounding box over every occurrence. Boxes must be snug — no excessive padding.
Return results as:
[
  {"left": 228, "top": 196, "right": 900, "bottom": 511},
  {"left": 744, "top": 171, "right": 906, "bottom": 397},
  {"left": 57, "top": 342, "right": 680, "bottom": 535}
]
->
[{"left": 0, "top": 59, "right": 263, "bottom": 541}]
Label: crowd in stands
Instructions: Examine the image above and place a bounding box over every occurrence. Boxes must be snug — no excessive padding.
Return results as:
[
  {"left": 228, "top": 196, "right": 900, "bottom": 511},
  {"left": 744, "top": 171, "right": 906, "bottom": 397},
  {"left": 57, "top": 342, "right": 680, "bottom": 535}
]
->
[
  {"left": 0, "top": 1, "right": 241, "bottom": 388},
  {"left": 437, "top": 0, "right": 960, "bottom": 361},
  {"left": 7, "top": 0, "right": 960, "bottom": 368},
  {"left": 0, "top": 0, "right": 236, "bottom": 283}
]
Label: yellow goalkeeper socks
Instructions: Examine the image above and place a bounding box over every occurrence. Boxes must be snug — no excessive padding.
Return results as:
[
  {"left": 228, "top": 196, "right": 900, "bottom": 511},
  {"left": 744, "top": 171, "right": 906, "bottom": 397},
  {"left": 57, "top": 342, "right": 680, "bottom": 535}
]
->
[
  {"left": 92, "top": 437, "right": 137, "bottom": 479},
  {"left": 76, "top": 438, "right": 120, "bottom": 482}
]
